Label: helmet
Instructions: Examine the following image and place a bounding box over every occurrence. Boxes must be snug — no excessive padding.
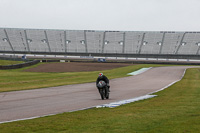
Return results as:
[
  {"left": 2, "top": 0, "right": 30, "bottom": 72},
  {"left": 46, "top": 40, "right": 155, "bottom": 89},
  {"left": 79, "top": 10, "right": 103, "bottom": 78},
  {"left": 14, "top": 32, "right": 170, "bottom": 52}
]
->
[{"left": 99, "top": 73, "right": 103, "bottom": 77}]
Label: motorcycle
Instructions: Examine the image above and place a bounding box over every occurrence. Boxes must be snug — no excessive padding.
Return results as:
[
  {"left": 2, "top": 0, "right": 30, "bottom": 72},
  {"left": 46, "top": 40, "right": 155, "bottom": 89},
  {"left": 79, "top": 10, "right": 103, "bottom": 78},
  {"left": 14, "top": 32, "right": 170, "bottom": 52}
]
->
[{"left": 97, "top": 80, "right": 109, "bottom": 100}]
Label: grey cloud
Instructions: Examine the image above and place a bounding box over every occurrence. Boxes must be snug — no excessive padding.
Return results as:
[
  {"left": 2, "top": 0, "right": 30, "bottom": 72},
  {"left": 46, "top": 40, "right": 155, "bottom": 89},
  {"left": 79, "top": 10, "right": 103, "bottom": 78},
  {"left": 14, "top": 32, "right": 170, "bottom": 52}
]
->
[{"left": 0, "top": 0, "right": 200, "bottom": 31}]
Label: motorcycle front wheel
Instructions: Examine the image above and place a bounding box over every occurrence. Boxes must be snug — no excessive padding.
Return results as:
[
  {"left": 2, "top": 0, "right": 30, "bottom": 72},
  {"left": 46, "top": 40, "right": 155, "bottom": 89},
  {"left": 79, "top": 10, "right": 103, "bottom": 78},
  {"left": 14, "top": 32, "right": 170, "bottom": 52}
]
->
[
  {"left": 99, "top": 89, "right": 105, "bottom": 100},
  {"left": 105, "top": 87, "right": 109, "bottom": 99}
]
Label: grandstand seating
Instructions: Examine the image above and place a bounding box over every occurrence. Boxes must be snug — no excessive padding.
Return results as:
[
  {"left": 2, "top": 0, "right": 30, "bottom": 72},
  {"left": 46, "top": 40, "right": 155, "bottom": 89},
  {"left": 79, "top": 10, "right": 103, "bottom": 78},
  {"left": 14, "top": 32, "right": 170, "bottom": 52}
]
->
[
  {"left": 26, "top": 29, "right": 49, "bottom": 52},
  {"left": 46, "top": 30, "right": 64, "bottom": 52},
  {"left": 162, "top": 32, "right": 182, "bottom": 54},
  {"left": 86, "top": 31, "right": 103, "bottom": 53},
  {"left": 140, "top": 32, "right": 163, "bottom": 54},
  {"left": 103, "top": 31, "right": 124, "bottom": 53},
  {"left": 1, "top": 28, "right": 200, "bottom": 56},
  {"left": 65, "top": 30, "right": 86, "bottom": 53},
  {"left": 178, "top": 32, "right": 200, "bottom": 55},
  {"left": 0, "top": 29, "right": 11, "bottom": 51},
  {"left": 124, "top": 31, "right": 142, "bottom": 54}
]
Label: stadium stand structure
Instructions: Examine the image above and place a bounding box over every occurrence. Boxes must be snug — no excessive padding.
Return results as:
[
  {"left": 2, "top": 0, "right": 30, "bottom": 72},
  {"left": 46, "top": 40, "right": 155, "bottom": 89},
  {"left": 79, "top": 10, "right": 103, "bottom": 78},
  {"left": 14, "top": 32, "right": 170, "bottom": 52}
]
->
[{"left": 1, "top": 28, "right": 200, "bottom": 60}]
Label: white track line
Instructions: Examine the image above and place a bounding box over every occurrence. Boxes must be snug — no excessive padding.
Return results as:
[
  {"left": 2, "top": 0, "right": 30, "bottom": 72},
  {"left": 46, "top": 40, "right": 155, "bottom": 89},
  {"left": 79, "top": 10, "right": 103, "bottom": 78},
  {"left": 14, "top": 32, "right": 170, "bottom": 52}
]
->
[{"left": 96, "top": 95, "right": 157, "bottom": 108}]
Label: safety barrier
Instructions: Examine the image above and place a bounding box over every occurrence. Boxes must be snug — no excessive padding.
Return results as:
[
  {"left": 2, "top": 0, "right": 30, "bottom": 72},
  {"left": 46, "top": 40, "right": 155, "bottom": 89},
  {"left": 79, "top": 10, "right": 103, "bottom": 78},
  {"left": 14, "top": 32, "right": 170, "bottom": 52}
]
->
[{"left": 0, "top": 60, "right": 40, "bottom": 69}]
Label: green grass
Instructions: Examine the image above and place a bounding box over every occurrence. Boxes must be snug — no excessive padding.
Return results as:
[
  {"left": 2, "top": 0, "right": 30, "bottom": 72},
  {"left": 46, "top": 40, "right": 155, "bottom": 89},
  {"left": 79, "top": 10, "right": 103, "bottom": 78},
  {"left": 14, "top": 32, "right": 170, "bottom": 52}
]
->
[
  {"left": 0, "top": 67, "right": 200, "bottom": 132},
  {"left": 0, "top": 59, "right": 24, "bottom": 66},
  {"left": 0, "top": 63, "right": 166, "bottom": 92}
]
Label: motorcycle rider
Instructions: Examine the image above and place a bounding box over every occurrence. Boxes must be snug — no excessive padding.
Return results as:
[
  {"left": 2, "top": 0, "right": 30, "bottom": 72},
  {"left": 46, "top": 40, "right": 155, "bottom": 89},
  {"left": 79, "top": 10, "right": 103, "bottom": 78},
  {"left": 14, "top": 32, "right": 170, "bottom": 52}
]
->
[{"left": 96, "top": 73, "right": 110, "bottom": 92}]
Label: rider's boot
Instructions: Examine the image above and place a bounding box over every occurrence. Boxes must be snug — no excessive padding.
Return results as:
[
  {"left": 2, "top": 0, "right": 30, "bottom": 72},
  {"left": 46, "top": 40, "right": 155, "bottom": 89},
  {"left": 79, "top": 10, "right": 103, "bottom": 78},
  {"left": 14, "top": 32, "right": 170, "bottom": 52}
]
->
[{"left": 108, "top": 86, "right": 110, "bottom": 92}]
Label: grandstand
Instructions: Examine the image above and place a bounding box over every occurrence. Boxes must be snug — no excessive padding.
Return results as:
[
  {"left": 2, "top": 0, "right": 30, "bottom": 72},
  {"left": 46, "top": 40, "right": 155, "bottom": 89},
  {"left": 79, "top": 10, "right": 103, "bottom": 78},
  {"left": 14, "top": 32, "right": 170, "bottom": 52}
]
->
[{"left": 1, "top": 28, "right": 200, "bottom": 60}]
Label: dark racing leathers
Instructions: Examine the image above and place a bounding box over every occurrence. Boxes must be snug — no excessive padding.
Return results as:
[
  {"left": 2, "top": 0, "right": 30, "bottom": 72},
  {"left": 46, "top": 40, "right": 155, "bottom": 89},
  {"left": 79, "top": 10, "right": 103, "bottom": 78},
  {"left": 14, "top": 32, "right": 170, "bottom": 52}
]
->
[{"left": 96, "top": 75, "right": 110, "bottom": 91}]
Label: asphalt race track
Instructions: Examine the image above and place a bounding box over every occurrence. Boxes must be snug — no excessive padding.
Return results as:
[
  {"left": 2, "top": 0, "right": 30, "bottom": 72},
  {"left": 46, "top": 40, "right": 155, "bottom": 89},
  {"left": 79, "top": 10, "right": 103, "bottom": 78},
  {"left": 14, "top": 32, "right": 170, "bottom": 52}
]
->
[{"left": 0, "top": 66, "right": 197, "bottom": 123}]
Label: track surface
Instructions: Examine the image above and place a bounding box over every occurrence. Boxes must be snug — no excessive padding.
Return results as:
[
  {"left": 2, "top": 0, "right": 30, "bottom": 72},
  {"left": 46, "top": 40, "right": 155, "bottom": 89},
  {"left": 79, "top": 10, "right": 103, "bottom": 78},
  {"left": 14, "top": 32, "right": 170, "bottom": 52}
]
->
[{"left": 0, "top": 66, "right": 196, "bottom": 122}]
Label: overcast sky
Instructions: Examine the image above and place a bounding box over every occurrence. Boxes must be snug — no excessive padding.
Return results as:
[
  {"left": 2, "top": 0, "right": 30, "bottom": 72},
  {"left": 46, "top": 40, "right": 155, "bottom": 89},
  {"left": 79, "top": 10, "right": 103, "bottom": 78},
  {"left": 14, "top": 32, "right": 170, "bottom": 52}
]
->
[{"left": 0, "top": 0, "right": 200, "bottom": 31}]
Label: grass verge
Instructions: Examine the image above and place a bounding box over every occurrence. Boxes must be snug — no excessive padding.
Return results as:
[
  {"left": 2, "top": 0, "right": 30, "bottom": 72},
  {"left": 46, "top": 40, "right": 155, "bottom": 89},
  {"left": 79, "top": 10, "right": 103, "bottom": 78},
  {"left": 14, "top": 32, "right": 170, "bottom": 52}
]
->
[
  {"left": 0, "top": 66, "right": 200, "bottom": 132},
  {"left": 0, "top": 59, "right": 24, "bottom": 66},
  {"left": 0, "top": 63, "right": 167, "bottom": 92}
]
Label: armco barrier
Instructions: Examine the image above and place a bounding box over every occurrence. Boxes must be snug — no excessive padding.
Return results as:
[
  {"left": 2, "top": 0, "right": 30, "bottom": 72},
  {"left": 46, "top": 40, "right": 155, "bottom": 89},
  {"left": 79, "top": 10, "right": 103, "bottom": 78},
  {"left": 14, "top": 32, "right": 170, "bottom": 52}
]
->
[{"left": 0, "top": 60, "right": 40, "bottom": 70}]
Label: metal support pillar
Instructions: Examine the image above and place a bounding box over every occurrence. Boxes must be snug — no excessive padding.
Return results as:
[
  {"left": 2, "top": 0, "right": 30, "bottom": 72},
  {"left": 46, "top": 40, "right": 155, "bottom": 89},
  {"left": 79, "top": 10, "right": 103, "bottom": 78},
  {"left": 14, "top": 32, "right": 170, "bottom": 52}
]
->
[
  {"left": 64, "top": 31, "right": 67, "bottom": 53},
  {"left": 4, "top": 29, "right": 14, "bottom": 51},
  {"left": 159, "top": 32, "right": 166, "bottom": 54},
  {"left": 196, "top": 46, "right": 200, "bottom": 55},
  {"left": 138, "top": 33, "right": 145, "bottom": 54},
  {"left": 84, "top": 30, "right": 88, "bottom": 53},
  {"left": 44, "top": 30, "right": 51, "bottom": 52},
  {"left": 175, "top": 32, "right": 186, "bottom": 54},
  {"left": 122, "top": 32, "right": 125, "bottom": 53},
  {"left": 102, "top": 31, "right": 106, "bottom": 53},
  {"left": 24, "top": 30, "right": 30, "bottom": 52}
]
